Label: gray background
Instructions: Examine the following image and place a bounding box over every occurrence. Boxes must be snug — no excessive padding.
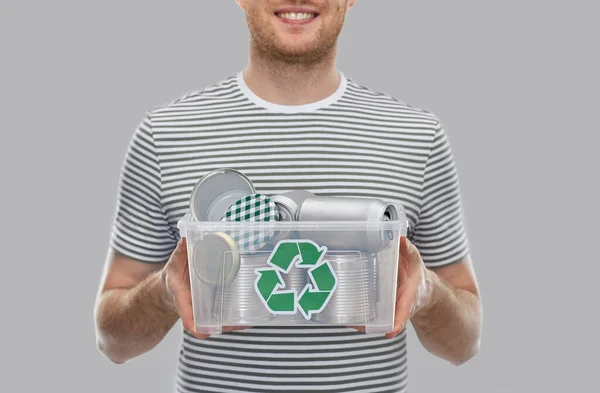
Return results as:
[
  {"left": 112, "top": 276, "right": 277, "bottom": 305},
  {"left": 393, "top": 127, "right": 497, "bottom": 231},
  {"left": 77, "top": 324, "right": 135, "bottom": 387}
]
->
[{"left": 1, "top": 0, "right": 597, "bottom": 392}]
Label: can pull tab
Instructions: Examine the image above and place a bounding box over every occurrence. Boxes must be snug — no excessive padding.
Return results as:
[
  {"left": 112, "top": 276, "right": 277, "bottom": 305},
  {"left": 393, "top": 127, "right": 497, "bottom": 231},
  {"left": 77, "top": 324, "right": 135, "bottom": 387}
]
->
[{"left": 382, "top": 205, "right": 397, "bottom": 243}]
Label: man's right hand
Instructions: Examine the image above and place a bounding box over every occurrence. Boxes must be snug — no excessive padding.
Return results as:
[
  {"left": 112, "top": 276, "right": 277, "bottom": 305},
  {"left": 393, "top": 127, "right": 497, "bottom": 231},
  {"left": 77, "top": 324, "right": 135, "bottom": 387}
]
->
[
  {"left": 160, "top": 237, "right": 248, "bottom": 339},
  {"left": 95, "top": 234, "right": 250, "bottom": 363},
  {"left": 160, "top": 237, "right": 202, "bottom": 336}
]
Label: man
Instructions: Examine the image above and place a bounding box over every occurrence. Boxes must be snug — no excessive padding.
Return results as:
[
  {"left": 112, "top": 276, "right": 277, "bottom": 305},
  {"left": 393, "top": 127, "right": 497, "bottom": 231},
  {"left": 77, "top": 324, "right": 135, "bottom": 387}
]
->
[{"left": 94, "top": 1, "right": 482, "bottom": 392}]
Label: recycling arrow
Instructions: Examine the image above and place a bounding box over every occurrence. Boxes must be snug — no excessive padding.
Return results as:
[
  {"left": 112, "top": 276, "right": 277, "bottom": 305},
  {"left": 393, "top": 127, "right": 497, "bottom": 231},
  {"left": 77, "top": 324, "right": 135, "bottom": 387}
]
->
[
  {"left": 255, "top": 270, "right": 282, "bottom": 301},
  {"left": 269, "top": 240, "right": 326, "bottom": 272},
  {"left": 254, "top": 240, "right": 338, "bottom": 319}
]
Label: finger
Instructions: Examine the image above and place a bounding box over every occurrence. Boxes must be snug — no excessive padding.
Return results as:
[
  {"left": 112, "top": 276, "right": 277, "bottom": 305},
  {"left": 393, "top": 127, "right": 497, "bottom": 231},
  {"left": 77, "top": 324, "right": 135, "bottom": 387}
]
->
[
  {"left": 170, "top": 238, "right": 192, "bottom": 290},
  {"left": 348, "top": 326, "right": 365, "bottom": 333},
  {"left": 182, "top": 326, "right": 210, "bottom": 340},
  {"left": 387, "top": 284, "right": 417, "bottom": 339},
  {"left": 171, "top": 284, "right": 196, "bottom": 334},
  {"left": 395, "top": 285, "right": 417, "bottom": 329},
  {"left": 396, "top": 237, "right": 412, "bottom": 288},
  {"left": 189, "top": 331, "right": 210, "bottom": 340},
  {"left": 171, "top": 237, "right": 188, "bottom": 268},
  {"left": 396, "top": 236, "right": 421, "bottom": 296},
  {"left": 386, "top": 324, "right": 406, "bottom": 339},
  {"left": 222, "top": 326, "right": 251, "bottom": 333},
  {"left": 400, "top": 236, "right": 419, "bottom": 264},
  {"left": 399, "top": 237, "right": 420, "bottom": 273},
  {"left": 188, "top": 326, "right": 251, "bottom": 339}
]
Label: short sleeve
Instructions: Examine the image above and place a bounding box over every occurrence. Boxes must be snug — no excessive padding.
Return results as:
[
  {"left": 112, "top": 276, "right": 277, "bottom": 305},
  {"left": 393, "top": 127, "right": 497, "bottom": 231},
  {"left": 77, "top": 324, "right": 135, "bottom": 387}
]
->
[
  {"left": 109, "top": 111, "right": 178, "bottom": 263},
  {"left": 411, "top": 122, "right": 470, "bottom": 268}
]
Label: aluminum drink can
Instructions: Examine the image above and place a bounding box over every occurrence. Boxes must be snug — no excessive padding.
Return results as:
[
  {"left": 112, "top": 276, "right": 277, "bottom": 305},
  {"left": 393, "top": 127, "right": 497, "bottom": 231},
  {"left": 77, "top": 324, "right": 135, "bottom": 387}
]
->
[
  {"left": 296, "top": 196, "right": 399, "bottom": 253},
  {"left": 269, "top": 190, "right": 315, "bottom": 244}
]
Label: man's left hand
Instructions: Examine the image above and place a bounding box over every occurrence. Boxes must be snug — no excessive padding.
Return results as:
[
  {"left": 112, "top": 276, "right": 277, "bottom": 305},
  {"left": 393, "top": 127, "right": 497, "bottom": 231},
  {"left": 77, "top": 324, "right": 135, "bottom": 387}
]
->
[{"left": 386, "top": 236, "right": 433, "bottom": 339}]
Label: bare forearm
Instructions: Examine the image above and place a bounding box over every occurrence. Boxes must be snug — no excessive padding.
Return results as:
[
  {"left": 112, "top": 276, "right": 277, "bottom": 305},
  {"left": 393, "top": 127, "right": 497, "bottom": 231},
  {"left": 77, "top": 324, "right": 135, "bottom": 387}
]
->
[
  {"left": 411, "top": 269, "right": 482, "bottom": 365},
  {"left": 95, "top": 270, "right": 179, "bottom": 363}
]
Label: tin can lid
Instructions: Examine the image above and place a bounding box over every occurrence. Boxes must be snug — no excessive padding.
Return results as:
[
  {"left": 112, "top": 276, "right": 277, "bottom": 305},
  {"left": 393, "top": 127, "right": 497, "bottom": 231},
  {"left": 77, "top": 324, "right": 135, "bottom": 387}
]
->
[
  {"left": 220, "top": 193, "right": 279, "bottom": 252},
  {"left": 192, "top": 232, "right": 240, "bottom": 286},
  {"left": 190, "top": 169, "right": 256, "bottom": 221}
]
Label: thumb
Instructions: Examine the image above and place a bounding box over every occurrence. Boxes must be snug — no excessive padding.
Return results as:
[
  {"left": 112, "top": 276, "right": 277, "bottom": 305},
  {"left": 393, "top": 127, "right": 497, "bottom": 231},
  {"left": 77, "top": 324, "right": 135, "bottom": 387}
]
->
[
  {"left": 178, "top": 237, "right": 188, "bottom": 251},
  {"left": 400, "top": 236, "right": 418, "bottom": 262},
  {"left": 171, "top": 237, "right": 188, "bottom": 264}
]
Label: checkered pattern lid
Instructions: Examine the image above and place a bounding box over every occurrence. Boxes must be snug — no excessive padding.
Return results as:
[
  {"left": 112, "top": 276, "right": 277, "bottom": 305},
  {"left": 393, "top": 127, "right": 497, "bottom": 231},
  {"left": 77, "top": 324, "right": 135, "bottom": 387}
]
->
[
  {"left": 220, "top": 193, "right": 279, "bottom": 251},
  {"left": 221, "top": 194, "right": 279, "bottom": 222}
]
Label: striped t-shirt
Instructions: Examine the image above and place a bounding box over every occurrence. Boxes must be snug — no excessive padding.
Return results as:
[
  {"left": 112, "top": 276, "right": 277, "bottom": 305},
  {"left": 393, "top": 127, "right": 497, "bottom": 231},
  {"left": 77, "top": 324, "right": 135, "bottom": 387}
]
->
[{"left": 109, "top": 71, "right": 470, "bottom": 393}]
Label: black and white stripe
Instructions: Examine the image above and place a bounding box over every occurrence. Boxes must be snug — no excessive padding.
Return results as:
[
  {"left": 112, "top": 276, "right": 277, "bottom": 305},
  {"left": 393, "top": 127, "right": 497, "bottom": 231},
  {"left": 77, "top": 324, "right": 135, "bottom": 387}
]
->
[{"left": 110, "top": 72, "right": 469, "bottom": 392}]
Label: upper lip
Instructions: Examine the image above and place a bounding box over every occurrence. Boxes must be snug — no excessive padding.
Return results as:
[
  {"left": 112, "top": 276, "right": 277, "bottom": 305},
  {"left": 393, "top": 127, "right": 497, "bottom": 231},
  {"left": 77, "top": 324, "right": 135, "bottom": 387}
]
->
[{"left": 275, "top": 7, "right": 319, "bottom": 15}]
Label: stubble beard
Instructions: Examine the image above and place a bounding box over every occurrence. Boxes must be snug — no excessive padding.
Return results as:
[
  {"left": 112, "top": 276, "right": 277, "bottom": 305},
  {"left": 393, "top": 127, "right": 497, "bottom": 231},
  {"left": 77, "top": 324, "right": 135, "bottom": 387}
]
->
[{"left": 247, "top": 12, "right": 344, "bottom": 72}]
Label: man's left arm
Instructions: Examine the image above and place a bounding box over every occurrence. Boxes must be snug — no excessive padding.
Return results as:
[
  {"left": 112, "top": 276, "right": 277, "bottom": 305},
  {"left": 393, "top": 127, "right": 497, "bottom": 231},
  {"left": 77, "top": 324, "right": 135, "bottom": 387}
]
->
[
  {"left": 384, "top": 119, "right": 482, "bottom": 365},
  {"left": 387, "top": 236, "right": 482, "bottom": 366}
]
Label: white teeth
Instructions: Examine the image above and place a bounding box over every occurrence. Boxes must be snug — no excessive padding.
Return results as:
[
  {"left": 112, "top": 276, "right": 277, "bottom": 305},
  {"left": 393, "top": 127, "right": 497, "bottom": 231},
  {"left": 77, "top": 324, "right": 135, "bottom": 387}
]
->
[{"left": 277, "top": 12, "right": 315, "bottom": 20}]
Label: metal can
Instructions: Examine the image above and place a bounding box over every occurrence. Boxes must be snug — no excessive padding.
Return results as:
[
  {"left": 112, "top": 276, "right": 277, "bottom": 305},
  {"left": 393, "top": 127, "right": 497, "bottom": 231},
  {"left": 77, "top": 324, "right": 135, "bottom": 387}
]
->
[
  {"left": 274, "top": 190, "right": 315, "bottom": 220},
  {"left": 297, "top": 196, "right": 399, "bottom": 253},
  {"left": 189, "top": 168, "right": 255, "bottom": 222},
  {"left": 313, "top": 252, "right": 377, "bottom": 325},
  {"left": 269, "top": 190, "right": 315, "bottom": 244},
  {"left": 220, "top": 253, "right": 275, "bottom": 325}
]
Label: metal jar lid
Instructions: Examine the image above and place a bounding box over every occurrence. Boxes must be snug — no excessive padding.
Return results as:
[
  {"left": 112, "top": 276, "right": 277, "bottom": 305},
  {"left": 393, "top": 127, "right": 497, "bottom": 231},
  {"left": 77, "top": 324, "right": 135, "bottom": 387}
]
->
[
  {"left": 189, "top": 168, "right": 256, "bottom": 221},
  {"left": 220, "top": 193, "right": 280, "bottom": 252},
  {"left": 192, "top": 232, "right": 240, "bottom": 286}
]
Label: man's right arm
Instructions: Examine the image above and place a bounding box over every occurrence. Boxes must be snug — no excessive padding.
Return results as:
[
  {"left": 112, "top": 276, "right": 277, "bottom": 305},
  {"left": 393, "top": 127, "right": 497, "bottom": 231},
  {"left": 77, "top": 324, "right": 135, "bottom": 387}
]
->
[{"left": 94, "top": 237, "right": 202, "bottom": 364}]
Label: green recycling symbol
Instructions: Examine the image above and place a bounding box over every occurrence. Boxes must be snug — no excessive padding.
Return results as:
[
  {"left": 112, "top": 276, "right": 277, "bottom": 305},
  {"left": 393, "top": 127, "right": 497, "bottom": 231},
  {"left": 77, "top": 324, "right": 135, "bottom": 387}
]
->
[{"left": 254, "top": 240, "right": 338, "bottom": 320}]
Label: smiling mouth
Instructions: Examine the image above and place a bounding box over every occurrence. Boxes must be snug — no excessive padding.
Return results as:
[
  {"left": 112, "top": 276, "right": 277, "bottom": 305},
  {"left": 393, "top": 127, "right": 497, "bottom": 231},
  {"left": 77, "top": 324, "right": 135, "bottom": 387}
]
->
[{"left": 275, "top": 12, "right": 319, "bottom": 21}]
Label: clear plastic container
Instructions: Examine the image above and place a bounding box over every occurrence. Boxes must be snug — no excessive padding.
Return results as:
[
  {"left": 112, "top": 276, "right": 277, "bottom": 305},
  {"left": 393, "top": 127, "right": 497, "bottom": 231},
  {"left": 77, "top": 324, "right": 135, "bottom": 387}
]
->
[{"left": 178, "top": 209, "right": 409, "bottom": 335}]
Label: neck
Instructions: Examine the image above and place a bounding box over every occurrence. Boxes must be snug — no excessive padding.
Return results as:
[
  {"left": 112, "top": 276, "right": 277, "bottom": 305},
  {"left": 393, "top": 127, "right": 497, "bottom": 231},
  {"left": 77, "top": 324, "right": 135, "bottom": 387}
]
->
[{"left": 243, "top": 42, "right": 341, "bottom": 106}]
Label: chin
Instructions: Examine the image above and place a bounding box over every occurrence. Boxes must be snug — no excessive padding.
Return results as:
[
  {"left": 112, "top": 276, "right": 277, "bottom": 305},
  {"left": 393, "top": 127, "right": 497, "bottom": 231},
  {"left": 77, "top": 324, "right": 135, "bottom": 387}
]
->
[
  {"left": 271, "top": 34, "right": 321, "bottom": 54},
  {"left": 278, "top": 42, "right": 315, "bottom": 55},
  {"left": 273, "top": 47, "right": 321, "bottom": 61}
]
